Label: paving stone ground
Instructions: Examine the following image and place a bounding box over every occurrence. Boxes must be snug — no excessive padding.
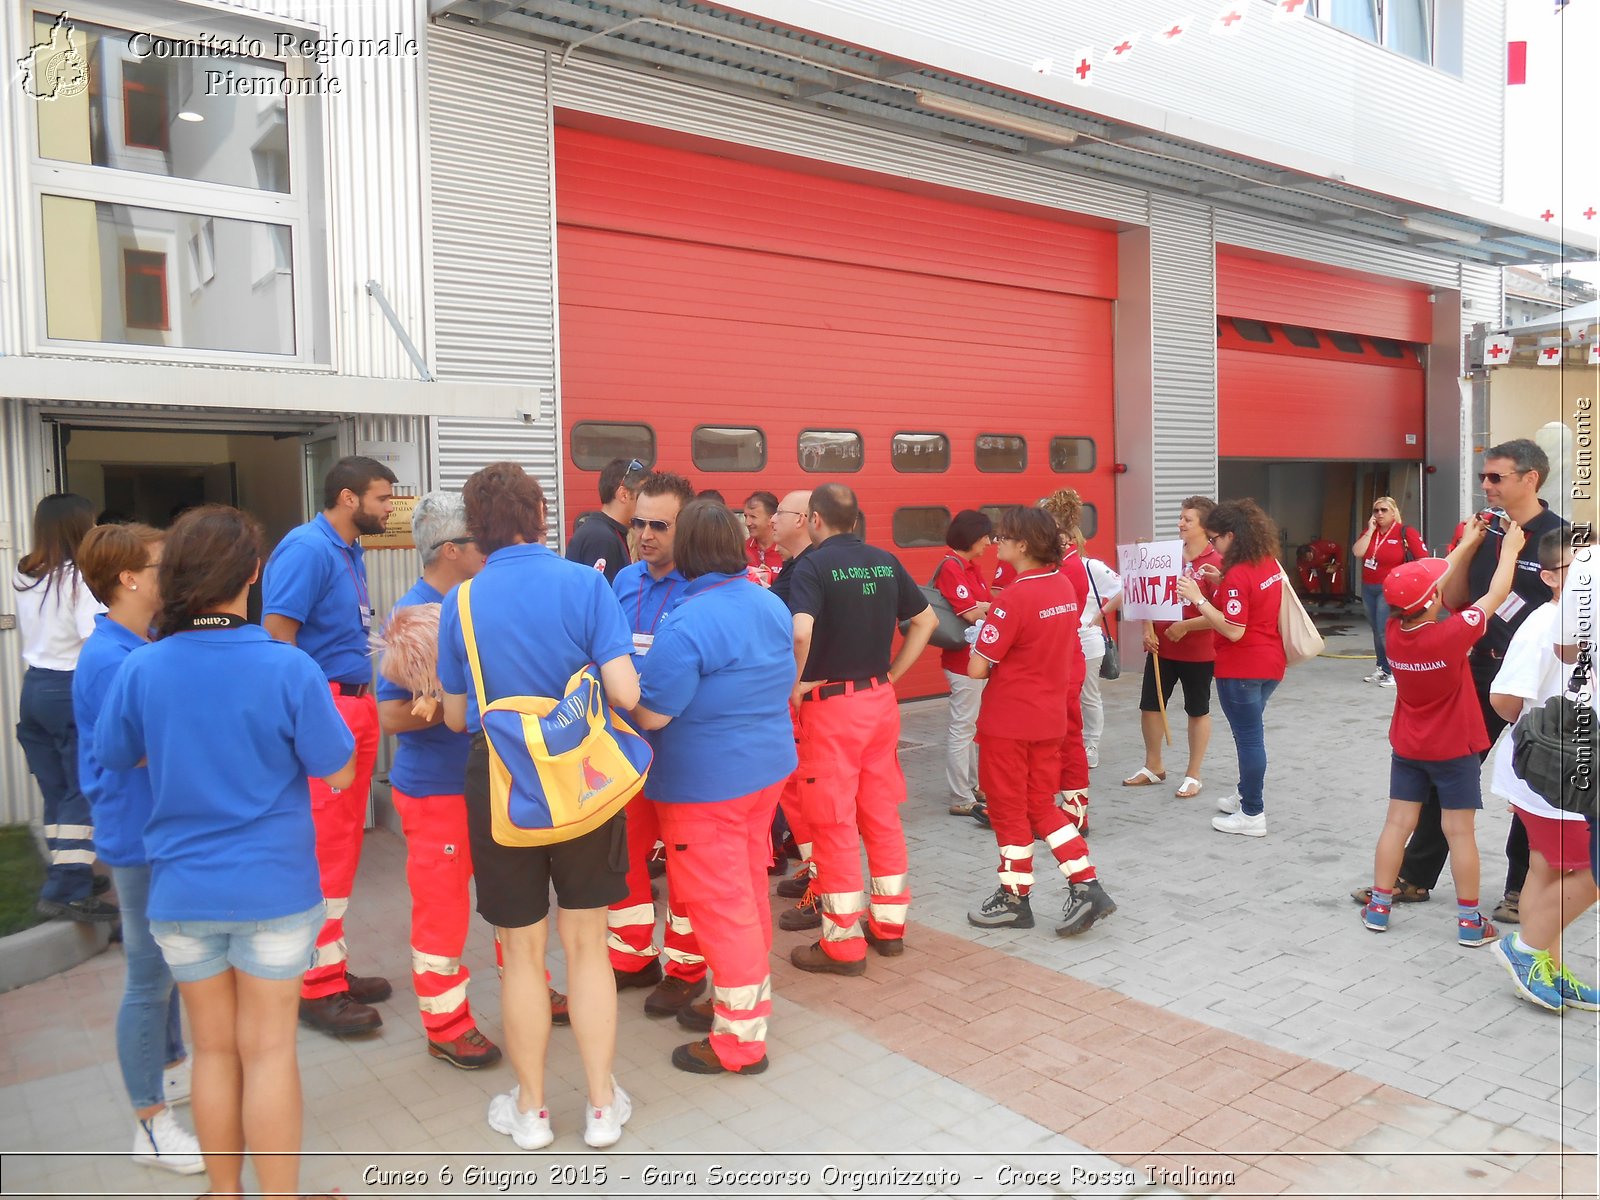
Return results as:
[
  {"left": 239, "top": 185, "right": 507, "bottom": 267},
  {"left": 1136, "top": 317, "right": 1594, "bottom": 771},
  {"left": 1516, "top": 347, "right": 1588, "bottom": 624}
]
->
[{"left": 1, "top": 622, "right": 1595, "bottom": 1198}]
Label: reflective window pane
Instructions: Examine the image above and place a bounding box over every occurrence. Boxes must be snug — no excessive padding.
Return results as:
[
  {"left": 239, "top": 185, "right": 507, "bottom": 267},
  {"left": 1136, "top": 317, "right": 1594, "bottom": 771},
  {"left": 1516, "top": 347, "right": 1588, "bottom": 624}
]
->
[
  {"left": 42, "top": 196, "right": 295, "bottom": 354},
  {"left": 33, "top": 13, "right": 291, "bottom": 192},
  {"left": 571, "top": 422, "right": 655, "bottom": 471},
  {"left": 1370, "top": 337, "right": 1406, "bottom": 359},
  {"left": 893, "top": 506, "right": 951, "bottom": 548},
  {"left": 1081, "top": 503, "right": 1099, "bottom": 540},
  {"left": 1049, "top": 437, "right": 1096, "bottom": 473},
  {"left": 975, "top": 434, "right": 1027, "bottom": 473},
  {"left": 798, "top": 430, "right": 863, "bottom": 473},
  {"left": 891, "top": 432, "right": 950, "bottom": 473},
  {"left": 1328, "top": 330, "right": 1365, "bottom": 354},
  {"left": 1281, "top": 325, "right": 1320, "bottom": 349},
  {"left": 1232, "top": 318, "right": 1274, "bottom": 344},
  {"left": 691, "top": 426, "right": 765, "bottom": 472}
]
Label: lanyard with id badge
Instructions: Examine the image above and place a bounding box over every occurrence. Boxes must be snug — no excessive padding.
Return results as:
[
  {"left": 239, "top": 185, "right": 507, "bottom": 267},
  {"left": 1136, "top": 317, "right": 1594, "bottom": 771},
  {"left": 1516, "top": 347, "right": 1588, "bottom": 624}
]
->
[
  {"left": 632, "top": 579, "right": 677, "bottom": 657},
  {"left": 338, "top": 544, "right": 375, "bottom": 634}
]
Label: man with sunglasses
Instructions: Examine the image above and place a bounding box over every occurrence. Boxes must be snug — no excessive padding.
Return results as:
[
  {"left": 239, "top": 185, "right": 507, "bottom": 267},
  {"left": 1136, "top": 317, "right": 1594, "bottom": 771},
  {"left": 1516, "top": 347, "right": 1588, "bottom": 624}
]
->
[
  {"left": 607, "top": 471, "right": 708, "bottom": 1017},
  {"left": 567, "top": 458, "right": 649, "bottom": 583},
  {"left": 374, "top": 492, "right": 502, "bottom": 1068},
  {"left": 1354, "top": 439, "right": 1563, "bottom": 924}
]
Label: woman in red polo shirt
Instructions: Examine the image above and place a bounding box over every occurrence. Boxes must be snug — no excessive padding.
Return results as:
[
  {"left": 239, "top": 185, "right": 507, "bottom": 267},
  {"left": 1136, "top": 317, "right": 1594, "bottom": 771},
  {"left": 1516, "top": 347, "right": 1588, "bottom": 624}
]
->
[
  {"left": 966, "top": 506, "right": 1116, "bottom": 937},
  {"left": 1177, "top": 499, "right": 1285, "bottom": 839},
  {"left": 1041, "top": 490, "right": 1094, "bottom": 833},
  {"left": 935, "top": 510, "right": 994, "bottom": 818},
  {"left": 1351, "top": 496, "right": 1427, "bottom": 687}
]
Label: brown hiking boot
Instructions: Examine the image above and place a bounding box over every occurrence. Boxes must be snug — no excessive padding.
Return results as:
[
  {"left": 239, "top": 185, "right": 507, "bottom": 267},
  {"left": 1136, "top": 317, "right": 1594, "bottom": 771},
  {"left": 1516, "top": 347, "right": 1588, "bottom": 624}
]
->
[
  {"left": 864, "top": 924, "right": 904, "bottom": 957},
  {"left": 614, "top": 959, "right": 664, "bottom": 989},
  {"left": 672, "top": 1038, "right": 768, "bottom": 1075},
  {"left": 778, "top": 886, "right": 822, "bottom": 931},
  {"left": 776, "top": 864, "right": 813, "bottom": 899},
  {"left": 676, "top": 998, "right": 713, "bottom": 1033},
  {"left": 299, "top": 992, "right": 382, "bottom": 1037},
  {"left": 643, "top": 974, "right": 706, "bottom": 1017},
  {"left": 346, "top": 973, "right": 392, "bottom": 1005},
  {"left": 789, "top": 941, "right": 865, "bottom": 976},
  {"left": 427, "top": 1025, "right": 502, "bottom": 1069}
]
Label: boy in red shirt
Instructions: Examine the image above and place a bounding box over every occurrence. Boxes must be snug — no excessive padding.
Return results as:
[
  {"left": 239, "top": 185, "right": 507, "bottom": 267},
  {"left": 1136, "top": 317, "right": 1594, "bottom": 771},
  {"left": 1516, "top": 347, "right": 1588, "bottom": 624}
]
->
[
  {"left": 966, "top": 507, "right": 1115, "bottom": 936},
  {"left": 1363, "top": 515, "right": 1525, "bottom": 943}
]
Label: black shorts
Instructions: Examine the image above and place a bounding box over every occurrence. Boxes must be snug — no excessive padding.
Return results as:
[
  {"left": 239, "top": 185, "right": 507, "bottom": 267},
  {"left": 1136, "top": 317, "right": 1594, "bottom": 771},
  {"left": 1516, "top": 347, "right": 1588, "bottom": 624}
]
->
[
  {"left": 1139, "top": 654, "right": 1215, "bottom": 718},
  {"left": 464, "top": 736, "right": 630, "bottom": 928}
]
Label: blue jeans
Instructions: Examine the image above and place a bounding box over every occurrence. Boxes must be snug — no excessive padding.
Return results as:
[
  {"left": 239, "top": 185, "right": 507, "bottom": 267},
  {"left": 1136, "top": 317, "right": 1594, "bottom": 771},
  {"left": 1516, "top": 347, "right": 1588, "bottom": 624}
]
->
[
  {"left": 1216, "top": 677, "right": 1279, "bottom": 817},
  {"left": 112, "top": 865, "right": 184, "bottom": 1109},
  {"left": 15, "top": 667, "right": 93, "bottom": 903},
  {"left": 1361, "top": 583, "right": 1390, "bottom": 674}
]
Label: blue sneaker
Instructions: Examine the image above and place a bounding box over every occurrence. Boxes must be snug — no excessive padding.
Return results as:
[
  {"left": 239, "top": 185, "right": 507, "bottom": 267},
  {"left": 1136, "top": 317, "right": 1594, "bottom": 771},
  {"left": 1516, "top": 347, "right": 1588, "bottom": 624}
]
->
[
  {"left": 1361, "top": 901, "right": 1390, "bottom": 932},
  {"left": 1555, "top": 964, "right": 1600, "bottom": 1011},
  {"left": 1457, "top": 912, "right": 1496, "bottom": 947},
  {"left": 1494, "top": 937, "right": 1564, "bottom": 1012}
]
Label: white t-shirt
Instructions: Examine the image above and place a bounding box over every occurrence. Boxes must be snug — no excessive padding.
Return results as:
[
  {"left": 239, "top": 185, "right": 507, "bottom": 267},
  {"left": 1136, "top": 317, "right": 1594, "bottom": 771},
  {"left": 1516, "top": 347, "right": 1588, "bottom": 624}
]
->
[
  {"left": 1558, "top": 545, "right": 1597, "bottom": 647},
  {"left": 1079, "top": 557, "right": 1123, "bottom": 658},
  {"left": 12, "top": 566, "right": 104, "bottom": 671},
  {"left": 1488, "top": 600, "right": 1591, "bottom": 822}
]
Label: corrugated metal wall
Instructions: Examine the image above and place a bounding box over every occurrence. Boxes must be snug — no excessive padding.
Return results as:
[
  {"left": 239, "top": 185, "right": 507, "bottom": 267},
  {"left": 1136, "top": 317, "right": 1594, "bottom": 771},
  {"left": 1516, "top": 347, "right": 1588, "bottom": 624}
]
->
[
  {"left": 0, "top": 11, "right": 25, "bottom": 357},
  {"left": 550, "top": 55, "right": 1148, "bottom": 228},
  {"left": 428, "top": 25, "right": 564, "bottom": 542},
  {"left": 1148, "top": 196, "right": 1217, "bottom": 521},
  {"left": 733, "top": 0, "right": 1504, "bottom": 206}
]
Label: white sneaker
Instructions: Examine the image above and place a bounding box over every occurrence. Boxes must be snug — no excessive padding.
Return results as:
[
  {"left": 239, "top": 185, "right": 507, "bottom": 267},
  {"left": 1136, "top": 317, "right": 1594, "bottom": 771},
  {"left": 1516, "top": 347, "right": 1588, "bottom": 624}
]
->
[
  {"left": 487, "top": 1086, "right": 554, "bottom": 1150},
  {"left": 1212, "top": 811, "right": 1267, "bottom": 837},
  {"left": 163, "top": 1059, "right": 191, "bottom": 1106},
  {"left": 1085, "top": 743, "right": 1099, "bottom": 768},
  {"left": 1216, "top": 792, "right": 1241, "bottom": 815},
  {"left": 583, "top": 1079, "right": 632, "bottom": 1149},
  {"left": 131, "top": 1108, "right": 204, "bottom": 1175},
  {"left": 1378, "top": 673, "right": 1396, "bottom": 688},
  {"left": 1363, "top": 669, "right": 1387, "bottom": 684}
]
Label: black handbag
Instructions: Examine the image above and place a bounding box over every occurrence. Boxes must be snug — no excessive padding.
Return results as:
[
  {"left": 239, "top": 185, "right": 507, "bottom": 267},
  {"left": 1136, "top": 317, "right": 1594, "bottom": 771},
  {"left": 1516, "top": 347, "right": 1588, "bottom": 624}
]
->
[
  {"left": 899, "top": 557, "right": 970, "bottom": 651},
  {"left": 1087, "top": 567, "right": 1120, "bottom": 680}
]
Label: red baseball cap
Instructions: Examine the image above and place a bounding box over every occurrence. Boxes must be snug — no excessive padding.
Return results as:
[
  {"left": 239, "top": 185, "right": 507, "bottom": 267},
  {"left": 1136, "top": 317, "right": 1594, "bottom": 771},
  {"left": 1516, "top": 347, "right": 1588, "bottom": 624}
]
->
[{"left": 1383, "top": 558, "right": 1451, "bottom": 612}]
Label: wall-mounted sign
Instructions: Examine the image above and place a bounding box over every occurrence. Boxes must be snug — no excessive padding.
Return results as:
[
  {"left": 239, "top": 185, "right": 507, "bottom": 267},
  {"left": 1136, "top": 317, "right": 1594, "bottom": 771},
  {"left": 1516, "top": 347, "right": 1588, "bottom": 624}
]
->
[{"left": 360, "top": 494, "right": 417, "bottom": 550}]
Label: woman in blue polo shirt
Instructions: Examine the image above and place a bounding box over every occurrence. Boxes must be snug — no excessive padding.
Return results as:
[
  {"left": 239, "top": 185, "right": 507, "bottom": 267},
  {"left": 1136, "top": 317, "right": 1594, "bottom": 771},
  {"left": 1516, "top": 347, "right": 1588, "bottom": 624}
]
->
[
  {"left": 73, "top": 522, "right": 202, "bottom": 1176},
  {"left": 94, "top": 506, "right": 354, "bottom": 1200},
  {"left": 632, "top": 499, "right": 799, "bottom": 1076},
  {"left": 436, "top": 462, "right": 640, "bottom": 1153}
]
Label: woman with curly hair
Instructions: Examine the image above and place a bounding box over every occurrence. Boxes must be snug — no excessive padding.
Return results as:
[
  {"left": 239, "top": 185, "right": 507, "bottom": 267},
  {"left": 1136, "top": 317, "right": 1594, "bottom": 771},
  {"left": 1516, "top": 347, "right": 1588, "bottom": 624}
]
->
[
  {"left": 1038, "top": 489, "right": 1094, "bottom": 833},
  {"left": 1176, "top": 499, "right": 1286, "bottom": 838}
]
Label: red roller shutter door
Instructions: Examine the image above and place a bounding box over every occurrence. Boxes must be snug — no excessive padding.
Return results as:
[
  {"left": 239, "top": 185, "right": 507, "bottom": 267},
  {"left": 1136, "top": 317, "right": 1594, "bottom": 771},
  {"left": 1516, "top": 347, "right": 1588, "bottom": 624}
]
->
[
  {"left": 1217, "top": 251, "right": 1428, "bottom": 461},
  {"left": 556, "top": 125, "right": 1117, "bottom": 701}
]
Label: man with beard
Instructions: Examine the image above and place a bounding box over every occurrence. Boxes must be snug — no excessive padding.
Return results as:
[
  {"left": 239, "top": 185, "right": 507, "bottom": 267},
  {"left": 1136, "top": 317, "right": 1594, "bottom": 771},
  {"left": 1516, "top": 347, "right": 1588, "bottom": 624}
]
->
[{"left": 264, "top": 456, "right": 397, "bottom": 1037}]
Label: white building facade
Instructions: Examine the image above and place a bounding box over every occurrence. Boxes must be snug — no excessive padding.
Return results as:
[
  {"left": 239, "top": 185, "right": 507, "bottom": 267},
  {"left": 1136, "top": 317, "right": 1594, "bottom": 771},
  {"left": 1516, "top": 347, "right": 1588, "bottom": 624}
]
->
[{"left": 0, "top": 0, "right": 1586, "bottom": 819}]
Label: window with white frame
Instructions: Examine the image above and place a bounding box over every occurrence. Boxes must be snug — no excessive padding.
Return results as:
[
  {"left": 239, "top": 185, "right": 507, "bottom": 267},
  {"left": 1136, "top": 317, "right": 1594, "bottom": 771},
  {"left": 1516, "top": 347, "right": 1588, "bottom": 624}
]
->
[
  {"left": 24, "top": 6, "right": 325, "bottom": 361},
  {"left": 1313, "top": 0, "right": 1458, "bottom": 70}
]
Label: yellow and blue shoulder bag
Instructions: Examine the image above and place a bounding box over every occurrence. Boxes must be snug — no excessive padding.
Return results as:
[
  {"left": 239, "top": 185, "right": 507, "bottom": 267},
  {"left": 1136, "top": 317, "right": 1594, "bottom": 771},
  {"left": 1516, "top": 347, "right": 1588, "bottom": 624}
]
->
[{"left": 458, "top": 579, "right": 651, "bottom": 846}]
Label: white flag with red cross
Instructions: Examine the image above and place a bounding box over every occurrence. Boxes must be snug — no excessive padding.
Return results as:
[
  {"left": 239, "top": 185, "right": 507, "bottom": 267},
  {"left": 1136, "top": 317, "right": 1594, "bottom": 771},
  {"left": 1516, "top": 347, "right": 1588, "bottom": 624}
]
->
[
  {"left": 1272, "top": 0, "right": 1311, "bottom": 20},
  {"left": 1214, "top": 4, "right": 1249, "bottom": 34},
  {"left": 1537, "top": 343, "right": 1564, "bottom": 366},
  {"left": 1157, "top": 15, "right": 1196, "bottom": 44},
  {"left": 1483, "top": 335, "right": 1514, "bottom": 365},
  {"left": 1103, "top": 33, "right": 1140, "bottom": 64},
  {"left": 1071, "top": 48, "right": 1095, "bottom": 85},
  {"left": 1589, "top": 342, "right": 1600, "bottom": 366}
]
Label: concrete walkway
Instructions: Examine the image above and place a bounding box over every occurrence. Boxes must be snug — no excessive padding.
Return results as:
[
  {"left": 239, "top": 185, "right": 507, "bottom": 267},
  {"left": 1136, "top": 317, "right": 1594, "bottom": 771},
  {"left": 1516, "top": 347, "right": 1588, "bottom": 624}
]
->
[{"left": 1, "top": 624, "right": 1595, "bottom": 1197}]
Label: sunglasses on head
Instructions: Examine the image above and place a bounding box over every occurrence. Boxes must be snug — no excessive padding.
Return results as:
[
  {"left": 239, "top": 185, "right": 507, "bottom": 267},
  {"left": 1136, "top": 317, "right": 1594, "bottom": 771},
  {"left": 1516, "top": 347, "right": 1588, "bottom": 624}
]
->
[
  {"left": 1478, "top": 470, "right": 1525, "bottom": 484},
  {"left": 630, "top": 517, "right": 671, "bottom": 532}
]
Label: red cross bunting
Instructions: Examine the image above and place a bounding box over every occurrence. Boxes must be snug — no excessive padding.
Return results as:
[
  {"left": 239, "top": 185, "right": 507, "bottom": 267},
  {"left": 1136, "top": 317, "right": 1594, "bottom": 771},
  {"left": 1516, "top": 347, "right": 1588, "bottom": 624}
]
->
[
  {"left": 1282, "top": 0, "right": 1307, "bottom": 11},
  {"left": 1486, "top": 344, "right": 1508, "bottom": 360},
  {"left": 1075, "top": 58, "right": 1092, "bottom": 80},
  {"left": 1221, "top": 10, "right": 1243, "bottom": 26},
  {"left": 1540, "top": 210, "right": 1556, "bottom": 221},
  {"left": 1585, "top": 207, "right": 1597, "bottom": 221},
  {"left": 1164, "top": 25, "right": 1185, "bottom": 39},
  {"left": 1113, "top": 40, "right": 1134, "bottom": 55},
  {"left": 1542, "top": 347, "right": 1562, "bottom": 361}
]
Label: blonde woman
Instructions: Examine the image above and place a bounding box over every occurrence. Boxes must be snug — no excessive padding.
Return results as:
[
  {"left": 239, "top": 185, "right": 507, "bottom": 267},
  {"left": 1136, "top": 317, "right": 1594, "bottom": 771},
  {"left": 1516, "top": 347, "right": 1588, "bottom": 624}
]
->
[{"left": 1351, "top": 497, "right": 1426, "bottom": 687}]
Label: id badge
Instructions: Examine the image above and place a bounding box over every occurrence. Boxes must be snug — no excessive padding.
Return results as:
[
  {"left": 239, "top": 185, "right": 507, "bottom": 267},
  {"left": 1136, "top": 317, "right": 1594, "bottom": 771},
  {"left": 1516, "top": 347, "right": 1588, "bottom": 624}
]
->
[
  {"left": 632, "top": 632, "right": 654, "bottom": 656},
  {"left": 361, "top": 606, "right": 374, "bottom": 632},
  {"left": 1363, "top": 557, "right": 1378, "bottom": 570},
  {"left": 1495, "top": 593, "right": 1525, "bottom": 623}
]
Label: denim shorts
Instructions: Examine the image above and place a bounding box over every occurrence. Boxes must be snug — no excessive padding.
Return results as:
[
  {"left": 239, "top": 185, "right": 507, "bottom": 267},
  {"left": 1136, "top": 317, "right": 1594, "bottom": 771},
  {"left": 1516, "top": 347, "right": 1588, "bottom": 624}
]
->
[
  {"left": 150, "top": 902, "right": 325, "bottom": 983},
  {"left": 1390, "top": 753, "right": 1482, "bottom": 810}
]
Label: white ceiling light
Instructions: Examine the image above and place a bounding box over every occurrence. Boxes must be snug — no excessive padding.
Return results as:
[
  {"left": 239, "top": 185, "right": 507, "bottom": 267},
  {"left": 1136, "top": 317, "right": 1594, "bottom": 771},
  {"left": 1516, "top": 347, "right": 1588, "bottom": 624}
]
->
[
  {"left": 914, "top": 91, "right": 1079, "bottom": 146},
  {"left": 1402, "top": 216, "right": 1481, "bottom": 246},
  {"left": 177, "top": 111, "right": 205, "bottom": 122}
]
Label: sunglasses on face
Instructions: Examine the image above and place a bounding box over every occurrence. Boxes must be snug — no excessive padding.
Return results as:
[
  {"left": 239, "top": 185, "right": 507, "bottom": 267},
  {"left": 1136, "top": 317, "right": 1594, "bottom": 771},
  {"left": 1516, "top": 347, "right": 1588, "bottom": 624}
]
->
[
  {"left": 630, "top": 517, "right": 672, "bottom": 532},
  {"left": 430, "top": 536, "right": 476, "bottom": 553},
  {"left": 1479, "top": 470, "right": 1525, "bottom": 484}
]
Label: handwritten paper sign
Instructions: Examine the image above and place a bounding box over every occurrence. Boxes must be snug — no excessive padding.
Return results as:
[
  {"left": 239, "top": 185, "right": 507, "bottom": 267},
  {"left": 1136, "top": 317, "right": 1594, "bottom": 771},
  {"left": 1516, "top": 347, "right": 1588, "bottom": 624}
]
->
[{"left": 1116, "top": 539, "right": 1185, "bottom": 621}]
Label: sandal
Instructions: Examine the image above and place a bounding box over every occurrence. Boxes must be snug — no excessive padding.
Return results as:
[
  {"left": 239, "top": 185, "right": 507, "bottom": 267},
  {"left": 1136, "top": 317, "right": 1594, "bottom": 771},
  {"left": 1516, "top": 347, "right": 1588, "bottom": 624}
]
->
[
  {"left": 1175, "top": 777, "right": 1202, "bottom": 799},
  {"left": 948, "top": 800, "right": 978, "bottom": 817},
  {"left": 1121, "top": 767, "right": 1166, "bottom": 787}
]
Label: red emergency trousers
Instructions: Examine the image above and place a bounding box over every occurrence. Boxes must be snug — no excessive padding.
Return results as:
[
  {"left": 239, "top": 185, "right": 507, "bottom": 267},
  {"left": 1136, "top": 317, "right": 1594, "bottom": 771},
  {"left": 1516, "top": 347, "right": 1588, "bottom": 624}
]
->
[
  {"left": 392, "top": 788, "right": 476, "bottom": 1040},
  {"left": 777, "top": 703, "right": 813, "bottom": 862},
  {"left": 795, "top": 681, "right": 910, "bottom": 963},
  {"left": 657, "top": 780, "right": 782, "bottom": 1070},
  {"left": 303, "top": 689, "right": 380, "bottom": 1000},
  {"left": 607, "top": 794, "right": 706, "bottom": 981},
  {"left": 979, "top": 735, "right": 1096, "bottom": 895}
]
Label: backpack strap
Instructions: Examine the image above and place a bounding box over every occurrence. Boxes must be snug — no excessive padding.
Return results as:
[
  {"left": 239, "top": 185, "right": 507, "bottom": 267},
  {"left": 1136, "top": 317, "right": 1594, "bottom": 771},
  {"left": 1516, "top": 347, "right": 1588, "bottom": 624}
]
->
[{"left": 456, "top": 578, "right": 490, "bottom": 716}]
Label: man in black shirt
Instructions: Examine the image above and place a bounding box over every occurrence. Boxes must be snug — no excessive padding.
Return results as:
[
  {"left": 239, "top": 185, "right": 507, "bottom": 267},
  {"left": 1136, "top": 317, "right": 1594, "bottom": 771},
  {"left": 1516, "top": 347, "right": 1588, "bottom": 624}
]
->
[
  {"left": 785, "top": 484, "right": 937, "bottom": 976},
  {"left": 565, "top": 457, "right": 648, "bottom": 583},
  {"left": 1356, "top": 439, "right": 1565, "bottom": 920}
]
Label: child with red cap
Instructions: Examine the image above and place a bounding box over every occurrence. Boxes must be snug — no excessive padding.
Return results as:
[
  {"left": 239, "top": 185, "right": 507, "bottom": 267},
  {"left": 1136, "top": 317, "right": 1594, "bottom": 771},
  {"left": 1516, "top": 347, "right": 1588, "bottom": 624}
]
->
[{"left": 1363, "top": 513, "right": 1526, "bottom": 943}]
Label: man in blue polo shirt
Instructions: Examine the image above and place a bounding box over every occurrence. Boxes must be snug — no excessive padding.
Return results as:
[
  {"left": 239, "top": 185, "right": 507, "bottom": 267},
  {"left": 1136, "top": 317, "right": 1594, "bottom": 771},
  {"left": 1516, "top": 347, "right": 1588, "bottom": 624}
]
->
[
  {"left": 263, "top": 455, "right": 397, "bottom": 1037},
  {"left": 374, "top": 491, "right": 503, "bottom": 1069},
  {"left": 607, "top": 471, "right": 707, "bottom": 1018}
]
